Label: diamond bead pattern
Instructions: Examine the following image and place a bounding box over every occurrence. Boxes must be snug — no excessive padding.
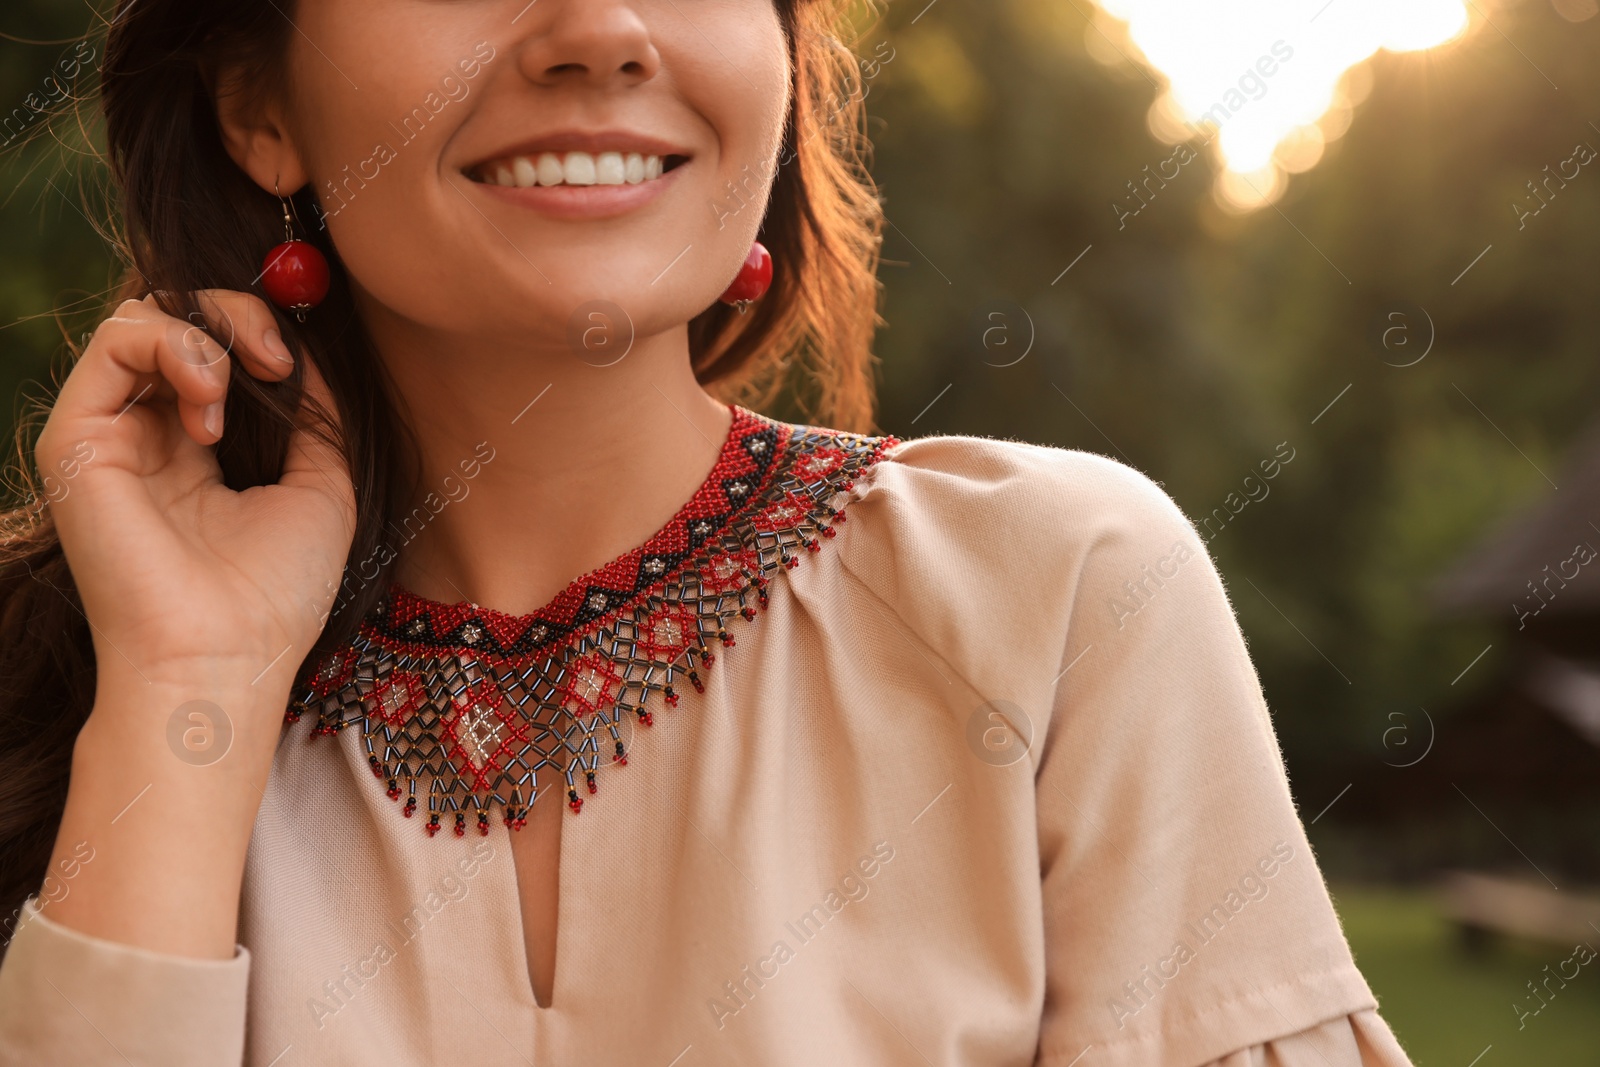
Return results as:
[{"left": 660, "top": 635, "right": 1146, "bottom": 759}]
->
[{"left": 287, "top": 408, "right": 898, "bottom": 836}]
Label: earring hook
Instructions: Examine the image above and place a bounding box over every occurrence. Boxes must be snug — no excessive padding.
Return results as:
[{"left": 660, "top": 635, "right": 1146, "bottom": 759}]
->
[{"left": 274, "top": 178, "right": 304, "bottom": 243}]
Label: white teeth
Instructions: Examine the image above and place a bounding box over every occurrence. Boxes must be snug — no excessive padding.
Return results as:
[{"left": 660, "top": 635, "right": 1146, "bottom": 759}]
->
[
  {"left": 563, "top": 152, "right": 597, "bottom": 186},
  {"left": 596, "top": 151, "right": 626, "bottom": 185},
  {"left": 537, "top": 152, "right": 563, "bottom": 186},
  {"left": 481, "top": 152, "right": 669, "bottom": 187}
]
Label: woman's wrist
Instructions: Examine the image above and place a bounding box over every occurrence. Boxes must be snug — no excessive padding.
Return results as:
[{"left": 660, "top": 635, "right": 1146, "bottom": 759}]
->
[{"left": 39, "top": 679, "right": 288, "bottom": 959}]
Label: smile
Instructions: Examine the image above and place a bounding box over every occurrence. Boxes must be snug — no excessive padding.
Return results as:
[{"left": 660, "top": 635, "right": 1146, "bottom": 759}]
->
[{"left": 469, "top": 150, "right": 689, "bottom": 189}]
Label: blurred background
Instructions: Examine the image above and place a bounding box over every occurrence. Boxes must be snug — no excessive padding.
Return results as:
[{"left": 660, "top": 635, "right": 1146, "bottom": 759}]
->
[{"left": 4, "top": 0, "right": 1599, "bottom": 1059}]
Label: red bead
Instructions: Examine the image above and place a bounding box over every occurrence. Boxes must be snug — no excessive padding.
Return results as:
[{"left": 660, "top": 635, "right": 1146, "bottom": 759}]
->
[
  {"left": 260, "top": 240, "right": 331, "bottom": 312},
  {"left": 719, "top": 242, "right": 773, "bottom": 307}
]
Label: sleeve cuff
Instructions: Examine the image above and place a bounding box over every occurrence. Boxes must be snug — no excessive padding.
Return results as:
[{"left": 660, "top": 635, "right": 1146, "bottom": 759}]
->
[
  {"left": 0, "top": 895, "right": 249, "bottom": 1067},
  {"left": 1036, "top": 964, "right": 1395, "bottom": 1067}
]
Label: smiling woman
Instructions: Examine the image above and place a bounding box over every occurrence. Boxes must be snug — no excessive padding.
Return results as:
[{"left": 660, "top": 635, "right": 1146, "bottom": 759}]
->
[{"left": 0, "top": 2, "right": 1412, "bottom": 1066}]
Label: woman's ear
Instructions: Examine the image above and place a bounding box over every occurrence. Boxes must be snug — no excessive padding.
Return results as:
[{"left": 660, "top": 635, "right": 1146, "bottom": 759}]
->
[{"left": 212, "top": 64, "right": 309, "bottom": 194}]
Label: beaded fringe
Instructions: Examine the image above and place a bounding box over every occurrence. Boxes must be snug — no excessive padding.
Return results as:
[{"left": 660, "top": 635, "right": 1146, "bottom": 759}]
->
[{"left": 286, "top": 413, "right": 899, "bottom": 836}]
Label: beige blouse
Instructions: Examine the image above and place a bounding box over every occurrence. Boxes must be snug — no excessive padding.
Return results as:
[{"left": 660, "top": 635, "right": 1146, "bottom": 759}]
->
[{"left": 0, "top": 419, "right": 1413, "bottom": 1066}]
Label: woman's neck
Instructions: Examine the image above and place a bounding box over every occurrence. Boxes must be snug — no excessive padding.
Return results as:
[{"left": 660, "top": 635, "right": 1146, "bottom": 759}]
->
[{"left": 361, "top": 311, "right": 733, "bottom": 616}]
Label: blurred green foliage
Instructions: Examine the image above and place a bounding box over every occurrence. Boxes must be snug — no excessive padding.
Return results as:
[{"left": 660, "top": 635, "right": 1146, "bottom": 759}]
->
[
  {"left": 0, "top": 2, "right": 117, "bottom": 478},
  {"left": 3, "top": 1, "right": 1597, "bottom": 865},
  {"left": 1334, "top": 883, "right": 1600, "bottom": 1064}
]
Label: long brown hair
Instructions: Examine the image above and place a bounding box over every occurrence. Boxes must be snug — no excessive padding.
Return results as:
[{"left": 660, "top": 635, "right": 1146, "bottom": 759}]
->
[{"left": 0, "top": 0, "right": 883, "bottom": 953}]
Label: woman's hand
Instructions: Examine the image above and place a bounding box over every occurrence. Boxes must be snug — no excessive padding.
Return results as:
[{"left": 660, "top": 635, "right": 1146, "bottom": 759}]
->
[
  {"left": 27, "top": 291, "right": 357, "bottom": 960},
  {"left": 36, "top": 291, "right": 355, "bottom": 698}
]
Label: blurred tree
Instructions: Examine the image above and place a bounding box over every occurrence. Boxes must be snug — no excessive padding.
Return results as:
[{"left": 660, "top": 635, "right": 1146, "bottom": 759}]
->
[{"left": 0, "top": 2, "right": 115, "bottom": 487}]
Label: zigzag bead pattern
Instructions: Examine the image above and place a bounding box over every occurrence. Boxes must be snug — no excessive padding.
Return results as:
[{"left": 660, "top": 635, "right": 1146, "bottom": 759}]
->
[{"left": 286, "top": 407, "right": 899, "bottom": 837}]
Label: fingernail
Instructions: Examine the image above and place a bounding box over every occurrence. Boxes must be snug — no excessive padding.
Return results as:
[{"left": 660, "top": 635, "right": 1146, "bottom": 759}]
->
[
  {"left": 262, "top": 329, "right": 293, "bottom": 364},
  {"left": 203, "top": 402, "right": 224, "bottom": 438}
]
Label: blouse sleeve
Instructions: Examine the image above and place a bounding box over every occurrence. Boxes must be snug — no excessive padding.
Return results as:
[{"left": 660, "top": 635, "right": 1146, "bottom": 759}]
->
[
  {"left": 1023, "top": 449, "right": 1414, "bottom": 1067},
  {"left": 1195, "top": 1009, "right": 1412, "bottom": 1066},
  {"left": 0, "top": 895, "right": 249, "bottom": 1066}
]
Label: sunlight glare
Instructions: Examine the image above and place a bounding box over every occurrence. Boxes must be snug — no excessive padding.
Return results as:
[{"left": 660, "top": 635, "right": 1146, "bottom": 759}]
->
[{"left": 1091, "top": 0, "right": 1473, "bottom": 207}]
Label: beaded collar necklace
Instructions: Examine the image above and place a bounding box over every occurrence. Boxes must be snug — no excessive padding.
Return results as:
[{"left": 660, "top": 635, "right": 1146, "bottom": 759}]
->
[{"left": 287, "top": 406, "right": 899, "bottom": 838}]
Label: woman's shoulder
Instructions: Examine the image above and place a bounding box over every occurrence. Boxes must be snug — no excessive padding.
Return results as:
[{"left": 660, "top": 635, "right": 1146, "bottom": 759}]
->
[
  {"left": 850, "top": 430, "right": 1202, "bottom": 582},
  {"left": 826, "top": 428, "right": 1213, "bottom": 684}
]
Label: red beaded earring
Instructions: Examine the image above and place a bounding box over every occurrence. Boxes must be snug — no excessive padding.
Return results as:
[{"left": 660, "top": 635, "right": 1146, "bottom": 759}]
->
[
  {"left": 259, "top": 182, "right": 331, "bottom": 323},
  {"left": 718, "top": 241, "right": 773, "bottom": 313}
]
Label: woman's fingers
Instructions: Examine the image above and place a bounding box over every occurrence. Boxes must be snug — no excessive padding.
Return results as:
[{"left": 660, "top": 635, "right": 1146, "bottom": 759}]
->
[
  {"left": 49, "top": 297, "right": 233, "bottom": 450},
  {"left": 45, "top": 290, "right": 297, "bottom": 469},
  {"left": 192, "top": 290, "right": 296, "bottom": 382}
]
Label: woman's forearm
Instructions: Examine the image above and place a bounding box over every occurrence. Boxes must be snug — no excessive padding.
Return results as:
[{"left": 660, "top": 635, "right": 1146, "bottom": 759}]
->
[{"left": 41, "top": 664, "right": 288, "bottom": 961}]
